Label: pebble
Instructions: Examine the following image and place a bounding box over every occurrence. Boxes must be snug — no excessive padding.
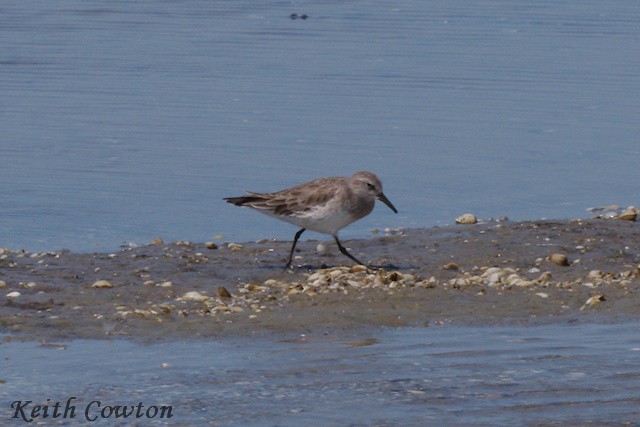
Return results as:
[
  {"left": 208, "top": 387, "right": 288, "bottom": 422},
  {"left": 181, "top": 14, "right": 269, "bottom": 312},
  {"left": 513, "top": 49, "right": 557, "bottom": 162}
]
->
[
  {"left": 0, "top": 280, "right": 6, "bottom": 288},
  {"left": 548, "top": 253, "right": 569, "bottom": 266},
  {"left": 455, "top": 213, "right": 478, "bottom": 224},
  {"left": 205, "top": 242, "right": 219, "bottom": 249},
  {"left": 588, "top": 270, "right": 603, "bottom": 279},
  {"left": 535, "top": 292, "right": 549, "bottom": 298},
  {"left": 143, "top": 280, "right": 155, "bottom": 287},
  {"left": 158, "top": 281, "right": 173, "bottom": 288},
  {"left": 6, "top": 291, "right": 21, "bottom": 298},
  {"left": 150, "top": 237, "right": 164, "bottom": 245},
  {"left": 227, "top": 243, "right": 244, "bottom": 251},
  {"left": 316, "top": 243, "right": 327, "bottom": 254},
  {"left": 180, "top": 291, "right": 208, "bottom": 302},
  {"left": 92, "top": 280, "right": 115, "bottom": 288}
]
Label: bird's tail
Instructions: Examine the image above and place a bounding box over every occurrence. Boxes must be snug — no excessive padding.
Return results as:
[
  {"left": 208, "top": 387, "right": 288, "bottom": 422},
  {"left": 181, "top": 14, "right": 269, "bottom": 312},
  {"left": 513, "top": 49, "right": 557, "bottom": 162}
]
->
[{"left": 223, "top": 196, "right": 263, "bottom": 206}]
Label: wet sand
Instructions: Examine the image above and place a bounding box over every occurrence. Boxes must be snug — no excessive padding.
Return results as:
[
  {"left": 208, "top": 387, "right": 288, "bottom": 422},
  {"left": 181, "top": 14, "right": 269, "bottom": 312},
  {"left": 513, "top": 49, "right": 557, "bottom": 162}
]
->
[{"left": 1, "top": 218, "right": 640, "bottom": 341}]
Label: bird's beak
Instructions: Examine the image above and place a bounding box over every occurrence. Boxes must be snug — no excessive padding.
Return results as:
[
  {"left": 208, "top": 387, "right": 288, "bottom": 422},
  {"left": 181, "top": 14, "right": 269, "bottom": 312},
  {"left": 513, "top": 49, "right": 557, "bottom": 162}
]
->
[{"left": 377, "top": 192, "right": 398, "bottom": 213}]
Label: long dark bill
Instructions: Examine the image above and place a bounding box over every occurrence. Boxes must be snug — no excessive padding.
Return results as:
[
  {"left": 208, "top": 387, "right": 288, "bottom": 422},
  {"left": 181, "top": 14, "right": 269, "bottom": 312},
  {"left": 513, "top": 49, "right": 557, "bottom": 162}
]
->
[{"left": 377, "top": 192, "right": 398, "bottom": 213}]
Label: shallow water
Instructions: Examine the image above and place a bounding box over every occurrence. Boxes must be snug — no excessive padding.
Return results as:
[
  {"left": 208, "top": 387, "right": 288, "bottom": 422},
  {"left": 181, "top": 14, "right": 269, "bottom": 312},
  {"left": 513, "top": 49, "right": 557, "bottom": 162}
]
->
[
  {"left": 2, "top": 1, "right": 640, "bottom": 251},
  {"left": 2, "top": 322, "right": 640, "bottom": 425}
]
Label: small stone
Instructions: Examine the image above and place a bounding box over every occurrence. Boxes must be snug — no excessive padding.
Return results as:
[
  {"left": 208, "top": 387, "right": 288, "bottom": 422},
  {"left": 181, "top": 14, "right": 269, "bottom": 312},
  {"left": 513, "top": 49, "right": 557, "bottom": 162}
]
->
[
  {"left": 535, "top": 292, "right": 549, "bottom": 298},
  {"left": 157, "top": 281, "right": 173, "bottom": 288},
  {"left": 443, "top": 262, "right": 459, "bottom": 271},
  {"left": 180, "top": 291, "right": 208, "bottom": 301},
  {"left": 588, "top": 270, "right": 603, "bottom": 279},
  {"left": 0, "top": 280, "right": 6, "bottom": 288},
  {"left": 6, "top": 291, "right": 20, "bottom": 298},
  {"left": 143, "top": 280, "right": 155, "bottom": 287},
  {"left": 151, "top": 237, "right": 164, "bottom": 245},
  {"left": 161, "top": 363, "right": 170, "bottom": 368},
  {"left": 205, "top": 241, "right": 219, "bottom": 249},
  {"left": 92, "top": 280, "right": 114, "bottom": 288},
  {"left": 548, "top": 253, "right": 569, "bottom": 266},
  {"left": 227, "top": 243, "right": 243, "bottom": 251},
  {"left": 217, "top": 286, "right": 232, "bottom": 298},
  {"left": 455, "top": 213, "right": 478, "bottom": 224},
  {"left": 316, "top": 243, "right": 326, "bottom": 254}
]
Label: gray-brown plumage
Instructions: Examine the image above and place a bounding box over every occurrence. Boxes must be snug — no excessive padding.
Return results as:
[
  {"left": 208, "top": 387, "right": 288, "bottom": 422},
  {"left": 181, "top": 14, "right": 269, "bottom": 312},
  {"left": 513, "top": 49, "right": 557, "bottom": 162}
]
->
[{"left": 224, "top": 171, "right": 397, "bottom": 268}]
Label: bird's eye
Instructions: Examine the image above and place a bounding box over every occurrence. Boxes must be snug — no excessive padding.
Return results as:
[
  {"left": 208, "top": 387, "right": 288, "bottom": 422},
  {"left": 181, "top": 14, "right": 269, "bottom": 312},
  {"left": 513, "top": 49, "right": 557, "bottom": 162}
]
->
[{"left": 367, "top": 183, "right": 375, "bottom": 189}]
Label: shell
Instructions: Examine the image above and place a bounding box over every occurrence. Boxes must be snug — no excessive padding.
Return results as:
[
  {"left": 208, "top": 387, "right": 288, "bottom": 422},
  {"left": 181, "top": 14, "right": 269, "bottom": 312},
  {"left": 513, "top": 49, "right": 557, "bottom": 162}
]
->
[
  {"left": 92, "top": 280, "right": 115, "bottom": 288},
  {"left": 618, "top": 209, "right": 637, "bottom": 222},
  {"left": 455, "top": 213, "right": 478, "bottom": 224},
  {"left": 548, "top": 253, "right": 569, "bottom": 266},
  {"left": 443, "top": 262, "right": 459, "bottom": 271},
  {"left": 217, "top": 286, "right": 232, "bottom": 298},
  {"left": 180, "top": 291, "right": 209, "bottom": 301},
  {"left": 580, "top": 294, "right": 606, "bottom": 310}
]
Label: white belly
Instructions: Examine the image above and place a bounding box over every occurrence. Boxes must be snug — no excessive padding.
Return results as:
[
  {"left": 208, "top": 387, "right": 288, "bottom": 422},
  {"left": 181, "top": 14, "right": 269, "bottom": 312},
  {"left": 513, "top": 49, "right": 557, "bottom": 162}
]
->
[{"left": 259, "top": 204, "right": 359, "bottom": 236}]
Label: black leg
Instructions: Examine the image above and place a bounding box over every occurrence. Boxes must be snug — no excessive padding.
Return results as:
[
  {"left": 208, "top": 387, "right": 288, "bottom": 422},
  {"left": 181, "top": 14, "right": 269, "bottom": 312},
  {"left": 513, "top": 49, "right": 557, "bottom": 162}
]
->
[
  {"left": 285, "top": 228, "right": 306, "bottom": 269},
  {"left": 333, "top": 236, "right": 367, "bottom": 266}
]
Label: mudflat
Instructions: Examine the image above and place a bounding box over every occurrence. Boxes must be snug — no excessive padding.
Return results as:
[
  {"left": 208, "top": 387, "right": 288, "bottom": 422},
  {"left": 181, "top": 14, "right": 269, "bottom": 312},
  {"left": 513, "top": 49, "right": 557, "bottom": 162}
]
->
[{"left": 1, "top": 219, "right": 639, "bottom": 341}]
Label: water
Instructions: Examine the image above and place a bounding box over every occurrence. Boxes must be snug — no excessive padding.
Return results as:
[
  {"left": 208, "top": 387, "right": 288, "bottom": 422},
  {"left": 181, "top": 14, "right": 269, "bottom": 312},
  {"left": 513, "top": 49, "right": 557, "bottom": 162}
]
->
[
  {"left": 2, "top": 1, "right": 639, "bottom": 252},
  {"left": 2, "top": 322, "right": 640, "bottom": 425},
  {"left": 3, "top": 5, "right": 639, "bottom": 425}
]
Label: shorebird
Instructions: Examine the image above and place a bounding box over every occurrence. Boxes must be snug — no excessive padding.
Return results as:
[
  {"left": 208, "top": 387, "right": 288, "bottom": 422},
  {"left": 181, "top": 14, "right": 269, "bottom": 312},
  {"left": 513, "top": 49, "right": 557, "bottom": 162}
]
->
[{"left": 224, "top": 171, "right": 398, "bottom": 268}]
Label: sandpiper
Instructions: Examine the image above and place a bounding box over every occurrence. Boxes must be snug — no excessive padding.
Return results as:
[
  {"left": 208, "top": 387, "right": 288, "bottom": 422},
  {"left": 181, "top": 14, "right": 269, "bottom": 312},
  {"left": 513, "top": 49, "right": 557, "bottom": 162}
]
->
[{"left": 224, "top": 171, "right": 398, "bottom": 268}]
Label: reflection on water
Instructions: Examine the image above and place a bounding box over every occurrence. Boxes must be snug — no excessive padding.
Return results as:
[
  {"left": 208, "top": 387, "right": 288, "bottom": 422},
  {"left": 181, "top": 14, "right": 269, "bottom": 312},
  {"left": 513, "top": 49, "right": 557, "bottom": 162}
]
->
[
  {"left": 2, "top": 322, "right": 640, "bottom": 425},
  {"left": 2, "top": 1, "right": 640, "bottom": 251}
]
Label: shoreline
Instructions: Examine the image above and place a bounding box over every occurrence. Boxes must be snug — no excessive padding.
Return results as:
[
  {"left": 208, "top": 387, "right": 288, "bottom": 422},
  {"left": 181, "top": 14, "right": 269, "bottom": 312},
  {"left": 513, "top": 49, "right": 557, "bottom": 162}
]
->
[{"left": 1, "top": 218, "right": 640, "bottom": 342}]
